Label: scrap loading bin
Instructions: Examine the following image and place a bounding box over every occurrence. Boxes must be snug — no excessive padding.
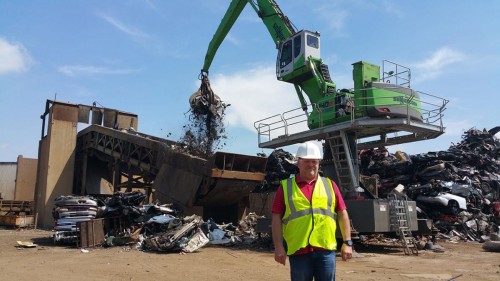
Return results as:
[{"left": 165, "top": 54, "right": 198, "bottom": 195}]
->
[
  {"left": 153, "top": 151, "right": 268, "bottom": 208},
  {"left": 76, "top": 125, "right": 268, "bottom": 221}
]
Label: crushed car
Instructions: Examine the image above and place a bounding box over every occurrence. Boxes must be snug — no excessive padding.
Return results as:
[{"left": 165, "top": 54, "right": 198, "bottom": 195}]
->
[
  {"left": 52, "top": 195, "right": 99, "bottom": 244},
  {"left": 408, "top": 184, "right": 467, "bottom": 216}
]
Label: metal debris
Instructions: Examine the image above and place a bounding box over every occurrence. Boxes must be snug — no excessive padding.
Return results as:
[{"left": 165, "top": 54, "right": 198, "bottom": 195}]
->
[
  {"left": 359, "top": 127, "right": 499, "bottom": 244},
  {"left": 52, "top": 195, "right": 99, "bottom": 244},
  {"left": 180, "top": 76, "right": 228, "bottom": 159},
  {"left": 50, "top": 191, "right": 266, "bottom": 253},
  {"left": 482, "top": 232, "right": 500, "bottom": 252},
  {"left": 255, "top": 149, "right": 298, "bottom": 192},
  {"left": 16, "top": 241, "right": 38, "bottom": 248},
  {"left": 143, "top": 215, "right": 207, "bottom": 252}
]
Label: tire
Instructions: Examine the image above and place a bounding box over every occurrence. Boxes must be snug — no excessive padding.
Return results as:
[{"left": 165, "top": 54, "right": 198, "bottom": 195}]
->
[{"left": 447, "top": 200, "right": 460, "bottom": 215}]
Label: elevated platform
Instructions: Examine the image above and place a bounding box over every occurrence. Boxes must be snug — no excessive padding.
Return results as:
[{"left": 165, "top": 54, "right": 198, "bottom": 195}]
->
[
  {"left": 255, "top": 87, "right": 447, "bottom": 150},
  {"left": 258, "top": 117, "right": 445, "bottom": 150}
]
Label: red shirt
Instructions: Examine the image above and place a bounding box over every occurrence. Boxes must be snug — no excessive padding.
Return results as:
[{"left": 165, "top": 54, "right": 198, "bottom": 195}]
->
[{"left": 271, "top": 174, "right": 347, "bottom": 255}]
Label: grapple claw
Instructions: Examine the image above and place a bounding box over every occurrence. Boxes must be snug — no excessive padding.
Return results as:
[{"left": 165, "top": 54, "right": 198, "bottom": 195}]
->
[{"left": 189, "top": 76, "right": 225, "bottom": 116}]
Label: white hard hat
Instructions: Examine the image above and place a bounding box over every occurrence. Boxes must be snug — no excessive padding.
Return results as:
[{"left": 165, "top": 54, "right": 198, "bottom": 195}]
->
[{"left": 296, "top": 141, "right": 322, "bottom": 159}]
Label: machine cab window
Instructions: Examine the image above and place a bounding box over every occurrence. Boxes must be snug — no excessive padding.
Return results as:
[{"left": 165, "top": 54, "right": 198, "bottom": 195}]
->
[
  {"left": 293, "top": 35, "right": 301, "bottom": 58},
  {"left": 307, "top": 34, "right": 319, "bottom": 49},
  {"left": 277, "top": 30, "right": 321, "bottom": 79},
  {"left": 280, "top": 40, "right": 292, "bottom": 67}
]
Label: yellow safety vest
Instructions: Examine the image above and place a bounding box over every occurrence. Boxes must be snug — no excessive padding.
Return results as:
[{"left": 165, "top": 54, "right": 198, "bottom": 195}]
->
[{"left": 281, "top": 176, "right": 338, "bottom": 255}]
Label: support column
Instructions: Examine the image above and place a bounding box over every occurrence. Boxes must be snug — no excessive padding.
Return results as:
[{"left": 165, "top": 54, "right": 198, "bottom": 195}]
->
[{"left": 35, "top": 101, "right": 78, "bottom": 229}]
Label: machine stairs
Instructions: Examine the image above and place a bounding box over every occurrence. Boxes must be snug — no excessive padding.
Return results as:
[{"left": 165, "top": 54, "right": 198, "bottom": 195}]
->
[
  {"left": 325, "top": 130, "right": 357, "bottom": 193},
  {"left": 388, "top": 193, "right": 418, "bottom": 255}
]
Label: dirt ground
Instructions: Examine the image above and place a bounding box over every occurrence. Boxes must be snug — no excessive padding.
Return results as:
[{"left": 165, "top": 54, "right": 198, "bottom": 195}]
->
[{"left": 0, "top": 228, "right": 498, "bottom": 281}]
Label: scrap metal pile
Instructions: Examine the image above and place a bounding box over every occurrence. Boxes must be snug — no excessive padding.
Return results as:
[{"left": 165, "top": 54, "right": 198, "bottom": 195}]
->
[
  {"left": 52, "top": 191, "right": 264, "bottom": 252},
  {"left": 51, "top": 126, "right": 498, "bottom": 252},
  {"left": 52, "top": 195, "right": 99, "bottom": 243},
  {"left": 359, "top": 127, "right": 500, "bottom": 244},
  {"left": 251, "top": 127, "right": 499, "bottom": 249},
  {"left": 255, "top": 149, "right": 298, "bottom": 192}
]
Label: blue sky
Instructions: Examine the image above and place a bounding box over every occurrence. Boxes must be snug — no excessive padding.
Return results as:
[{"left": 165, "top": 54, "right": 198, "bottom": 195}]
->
[{"left": 1, "top": 0, "right": 499, "bottom": 162}]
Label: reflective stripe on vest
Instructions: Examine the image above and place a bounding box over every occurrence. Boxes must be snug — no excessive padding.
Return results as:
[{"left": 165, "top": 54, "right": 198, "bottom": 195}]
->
[{"left": 282, "top": 177, "right": 337, "bottom": 224}]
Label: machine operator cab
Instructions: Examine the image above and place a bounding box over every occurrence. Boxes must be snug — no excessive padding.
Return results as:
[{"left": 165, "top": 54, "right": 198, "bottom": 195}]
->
[{"left": 276, "top": 30, "right": 320, "bottom": 81}]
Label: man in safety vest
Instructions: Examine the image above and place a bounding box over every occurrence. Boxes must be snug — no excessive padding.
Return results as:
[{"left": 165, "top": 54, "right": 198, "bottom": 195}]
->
[{"left": 272, "top": 141, "right": 353, "bottom": 281}]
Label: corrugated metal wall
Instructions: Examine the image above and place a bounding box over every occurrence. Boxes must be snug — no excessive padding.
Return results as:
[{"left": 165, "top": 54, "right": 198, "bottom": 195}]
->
[{"left": 0, "top": 163, "right": 17, "bottom": 200}]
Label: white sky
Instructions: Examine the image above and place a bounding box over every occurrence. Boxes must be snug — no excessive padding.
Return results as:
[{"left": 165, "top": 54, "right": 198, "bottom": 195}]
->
[{"left": 0, "top": 0, "right": 499, "bottom": 161}]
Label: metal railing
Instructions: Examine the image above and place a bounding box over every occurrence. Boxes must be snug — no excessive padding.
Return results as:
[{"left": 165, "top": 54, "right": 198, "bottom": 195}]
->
[
  {"left": 254, "top": 105, "right": 310, "bottom": 145},
  {"left": 382, "top": 60, "right": 411, "bottom": 87},
  {"left": 254, "top": 88, "right": 448, "bottom": 146}
]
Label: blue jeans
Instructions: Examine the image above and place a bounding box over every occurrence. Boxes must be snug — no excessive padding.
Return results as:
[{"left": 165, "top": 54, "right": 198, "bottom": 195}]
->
[{"left": 289, "top": 250, "right": 336, "bottom": 281}]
